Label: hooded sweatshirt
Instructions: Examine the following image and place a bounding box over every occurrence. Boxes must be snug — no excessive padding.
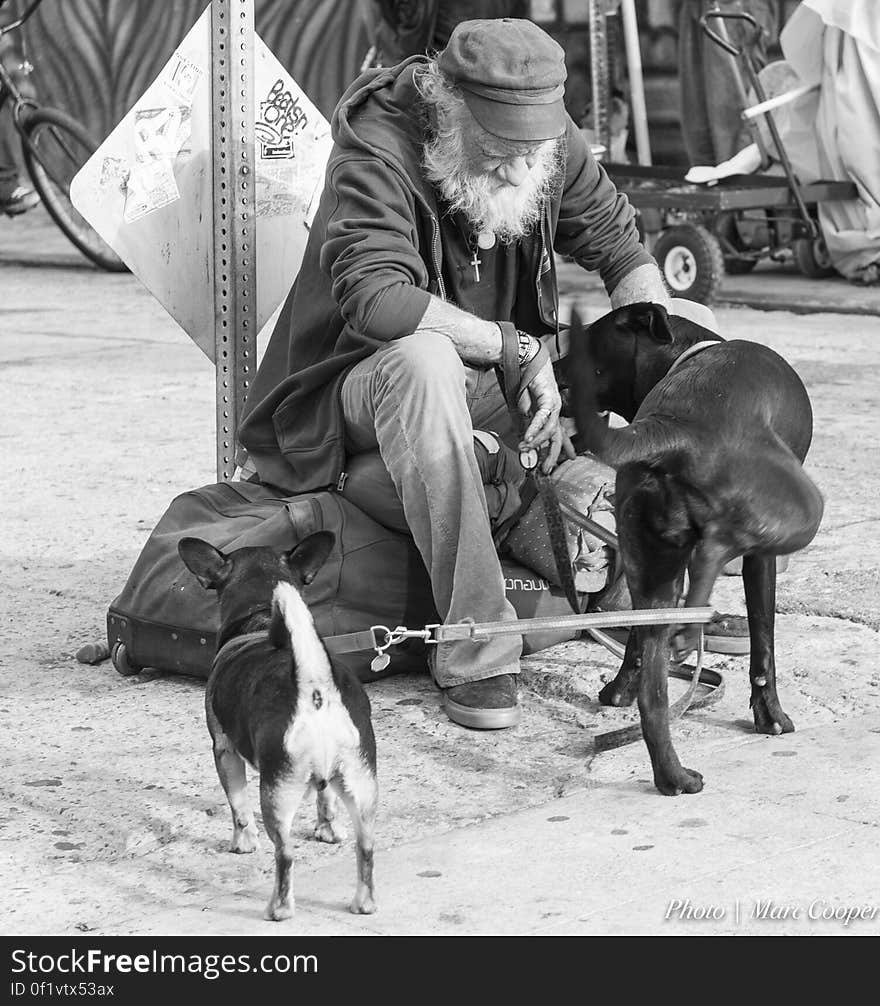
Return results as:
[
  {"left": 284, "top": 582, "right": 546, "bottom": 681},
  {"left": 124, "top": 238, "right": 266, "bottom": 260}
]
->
[{"left": 238, "top": 57, "right": 653, "bottom": 495}]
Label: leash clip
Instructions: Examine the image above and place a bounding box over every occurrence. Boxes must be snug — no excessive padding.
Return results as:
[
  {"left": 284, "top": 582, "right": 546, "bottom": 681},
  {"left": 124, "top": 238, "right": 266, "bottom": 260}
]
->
[
  {"left": 369, "top": 624, "right": 436, "bottom": 671},
  {"left": 369, "top": 625, "right": 394, "bottom": 673},
  {"left": 423, "top": 623, "right": 441, "bottom": 645},
  {"left": 390, "top": 626, "right": 432, "bottom": 644}
]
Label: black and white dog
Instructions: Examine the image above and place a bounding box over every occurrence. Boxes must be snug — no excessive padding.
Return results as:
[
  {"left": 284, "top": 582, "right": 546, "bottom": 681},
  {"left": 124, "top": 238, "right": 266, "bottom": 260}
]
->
[{"left": 179, "top": 533, "right": 378, "bottom": 919}]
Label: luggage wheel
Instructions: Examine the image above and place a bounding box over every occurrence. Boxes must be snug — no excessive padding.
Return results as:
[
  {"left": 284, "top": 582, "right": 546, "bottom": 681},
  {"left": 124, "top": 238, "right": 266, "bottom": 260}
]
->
[{"left": 111, "top": 642, "right": 142, "bottom": 677}]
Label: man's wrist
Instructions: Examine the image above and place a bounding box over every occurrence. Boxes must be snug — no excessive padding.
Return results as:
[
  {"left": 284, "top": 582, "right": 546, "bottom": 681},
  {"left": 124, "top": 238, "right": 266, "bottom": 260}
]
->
[{"left": 516, "top": 330, "right": 541, "bottom": 367}]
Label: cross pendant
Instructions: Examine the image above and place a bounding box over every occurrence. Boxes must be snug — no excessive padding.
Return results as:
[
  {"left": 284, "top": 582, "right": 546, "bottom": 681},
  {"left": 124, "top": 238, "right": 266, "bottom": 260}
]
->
[{"left": 470, "top": 249, "right": 481, "bottom": 283}]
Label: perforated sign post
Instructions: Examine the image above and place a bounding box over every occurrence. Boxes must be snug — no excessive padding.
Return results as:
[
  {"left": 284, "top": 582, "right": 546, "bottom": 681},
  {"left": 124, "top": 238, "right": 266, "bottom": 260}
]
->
[
  {"left": 70, "top": 0, "right": 333, "bottom": 483},
  {"left": 210, "top": 0, "right": 256, "bottom": 481}
]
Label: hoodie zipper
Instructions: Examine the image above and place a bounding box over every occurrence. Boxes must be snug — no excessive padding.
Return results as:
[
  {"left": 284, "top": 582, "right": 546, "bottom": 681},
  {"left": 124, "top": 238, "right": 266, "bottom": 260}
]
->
[{"left": 429, "top": 213, "right": 446, "bottom": 300}]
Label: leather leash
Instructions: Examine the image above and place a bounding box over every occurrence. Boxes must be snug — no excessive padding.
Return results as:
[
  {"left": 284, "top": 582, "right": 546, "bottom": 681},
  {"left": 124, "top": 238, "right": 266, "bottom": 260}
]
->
[
  {"left": 319, "top": 606, "right": 717, "bottom": 657},
  {"left": 495, "top": 322, "right": 584, "bottom": 615}
]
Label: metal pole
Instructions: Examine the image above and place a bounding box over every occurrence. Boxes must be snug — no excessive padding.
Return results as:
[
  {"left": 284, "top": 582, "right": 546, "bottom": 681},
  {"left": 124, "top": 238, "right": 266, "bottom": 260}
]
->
[
  {"left": 589, "top": 0, "right": 611, "bottom": 158},
  {"left": 210, "top": 0, "right": 256, "bottom": 482},
  {"left": 738, "top": 53, "right": 816, "bottom": 236},
  {"left": 620, "top": 0, "right": 651, "bottom": 165},
  {"left": 713, "top": 15, "right": 752, "bottom": 118}
]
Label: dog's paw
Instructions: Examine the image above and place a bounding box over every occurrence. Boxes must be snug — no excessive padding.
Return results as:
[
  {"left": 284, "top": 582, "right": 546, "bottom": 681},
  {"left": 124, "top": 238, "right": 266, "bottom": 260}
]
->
[
  {"left": 230, "top": 825, "right": 260, "bottom": 854},
  {"left": 598, "top": 677, "right": 638, "bottom": 707},
  {"left": 654, "top": 765, "right": 704, "bottom": 796},
  {"left": 751, "top": 692, "right": 795, "bottom": 735},
  {"left": 350, "top": 893, "right": 377, "bottom": 915},
  {"left": 314, "top": 820, "right": 345, "bottom": 844},
  {"left": 753, "top": 712, "right": 795, "bottom": 736},
  {"left": 265, "top": 898, "right": 294, "bottom": 921}
]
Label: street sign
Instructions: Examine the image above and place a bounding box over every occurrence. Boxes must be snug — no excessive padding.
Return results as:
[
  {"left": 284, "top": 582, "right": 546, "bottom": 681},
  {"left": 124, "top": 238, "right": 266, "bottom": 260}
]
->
[{"left": 69, "top": 2, "right": 332, "bottom": 363}]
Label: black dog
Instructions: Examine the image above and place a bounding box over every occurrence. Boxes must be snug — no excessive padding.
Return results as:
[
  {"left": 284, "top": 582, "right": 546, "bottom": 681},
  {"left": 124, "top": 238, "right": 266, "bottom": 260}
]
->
[
  {"left": 178, "top": 534, "right": 378, "bottom": 919},
  {"left": 565, "top": 303, "right": 824, "bottom": 796}
]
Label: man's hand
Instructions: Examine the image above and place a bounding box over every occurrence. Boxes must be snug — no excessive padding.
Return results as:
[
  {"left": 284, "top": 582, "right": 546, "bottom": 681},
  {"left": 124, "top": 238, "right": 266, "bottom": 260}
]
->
[
  {"left": 518, "top": 357, "right": 576, "bottom": 474},
  {"left": 609, "top": 262, "right": 670, "bottom": 310}
]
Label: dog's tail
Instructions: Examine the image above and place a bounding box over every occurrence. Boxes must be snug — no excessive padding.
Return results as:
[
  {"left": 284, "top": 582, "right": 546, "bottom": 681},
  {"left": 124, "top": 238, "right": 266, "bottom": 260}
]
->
[{"left": 269, "top": 581, "right": 334, "bottom": 692}]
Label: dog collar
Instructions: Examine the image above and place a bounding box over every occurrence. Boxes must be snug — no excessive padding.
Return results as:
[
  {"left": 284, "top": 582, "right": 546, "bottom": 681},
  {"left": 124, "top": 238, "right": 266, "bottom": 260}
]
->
[
  {"left": 667, "top": 340, "right": 722, "bottom": 374},
  {"left": 214, "top": 632, "right": 267, "bottom": 665}
]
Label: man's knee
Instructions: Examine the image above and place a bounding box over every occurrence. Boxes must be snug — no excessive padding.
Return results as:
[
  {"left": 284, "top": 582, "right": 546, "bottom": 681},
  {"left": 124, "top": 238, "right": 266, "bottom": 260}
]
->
[
  {"left": 373, "top": 331, "right": 465, "bottom": 394},
  {"left": 343, "top": 332, "right": 473, "bottom": 447}
]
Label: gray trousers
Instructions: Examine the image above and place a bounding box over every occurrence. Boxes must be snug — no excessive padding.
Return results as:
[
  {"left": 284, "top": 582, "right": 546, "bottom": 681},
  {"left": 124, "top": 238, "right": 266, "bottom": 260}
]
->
[{"left": 341, "top": 331, "right": 522, "bottom": 688}]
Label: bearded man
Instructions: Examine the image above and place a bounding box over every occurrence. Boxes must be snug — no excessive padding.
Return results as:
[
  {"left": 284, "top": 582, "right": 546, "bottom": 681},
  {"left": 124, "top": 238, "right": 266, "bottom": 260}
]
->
[{"left": 238, "top": 18, "right": 669, "bottom": 729}]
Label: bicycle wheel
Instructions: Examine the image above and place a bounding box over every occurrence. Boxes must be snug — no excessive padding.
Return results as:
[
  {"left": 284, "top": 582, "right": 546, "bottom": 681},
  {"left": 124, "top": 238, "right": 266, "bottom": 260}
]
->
[{"left": 19, "top": 106, "right": 127, "bottom": 272}]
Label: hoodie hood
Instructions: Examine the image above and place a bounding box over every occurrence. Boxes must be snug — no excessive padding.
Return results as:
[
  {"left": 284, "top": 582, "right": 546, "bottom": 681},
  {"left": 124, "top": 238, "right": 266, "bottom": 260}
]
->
[{"left": 331, "top": 57, "right": 435, "bottom": 210}]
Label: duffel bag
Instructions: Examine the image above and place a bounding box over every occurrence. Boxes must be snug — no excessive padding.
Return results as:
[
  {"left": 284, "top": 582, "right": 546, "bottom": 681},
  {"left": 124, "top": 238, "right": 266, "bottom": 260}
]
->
[{"left": 106, "top": 480, "right": 438, "bottom": 681}]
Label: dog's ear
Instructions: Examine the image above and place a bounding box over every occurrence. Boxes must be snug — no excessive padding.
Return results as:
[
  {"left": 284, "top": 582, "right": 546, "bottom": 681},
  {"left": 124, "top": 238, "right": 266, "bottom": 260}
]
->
[
  {"left": 177, "top": 537, "right": 231, "bottom": 590},
  {"left": 616, "top": 302, "right": 673, "bottom": 344},
  {"left": 286, "top": 530, "right": 336, "bottom": 586}
]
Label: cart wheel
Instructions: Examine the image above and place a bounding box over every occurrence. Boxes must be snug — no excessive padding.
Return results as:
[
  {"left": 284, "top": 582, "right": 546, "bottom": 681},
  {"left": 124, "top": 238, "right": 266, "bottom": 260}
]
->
[
  {"left": 111, "top": 642, "right": 141, "bottom": 677},
  {"left": 653, "top": 225, "right": 725, "bottom": 304},
  {"left": 793, "top": 235, "right": 836, "bottom": 279}
]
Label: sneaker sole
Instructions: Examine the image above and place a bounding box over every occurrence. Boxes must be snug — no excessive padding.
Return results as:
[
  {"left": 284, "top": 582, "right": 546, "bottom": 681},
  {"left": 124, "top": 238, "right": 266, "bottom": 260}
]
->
[{"left": 442, "top": 694, "right": 521, "bottom": 730}]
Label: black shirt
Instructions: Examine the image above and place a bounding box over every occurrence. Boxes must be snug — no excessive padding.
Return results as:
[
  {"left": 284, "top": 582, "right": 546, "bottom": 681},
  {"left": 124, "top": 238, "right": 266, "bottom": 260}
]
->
[{"left": 438, "top": 208, "right": 543, "bottom": 330}]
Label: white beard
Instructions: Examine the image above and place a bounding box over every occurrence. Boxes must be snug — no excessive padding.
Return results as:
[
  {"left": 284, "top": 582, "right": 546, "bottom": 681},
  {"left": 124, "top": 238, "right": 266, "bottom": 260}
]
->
[{"left": 423, "top": 134, "right": 561, "bottom": 244}]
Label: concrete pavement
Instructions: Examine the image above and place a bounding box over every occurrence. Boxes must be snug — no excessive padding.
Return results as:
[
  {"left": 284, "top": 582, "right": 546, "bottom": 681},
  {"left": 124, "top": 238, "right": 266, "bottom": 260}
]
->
[
  {"left": 125, "top": 715, "right": 880, "bottom": 936},
  {"left": 1, "top": 205, "right": 879, "bottom": 938}
]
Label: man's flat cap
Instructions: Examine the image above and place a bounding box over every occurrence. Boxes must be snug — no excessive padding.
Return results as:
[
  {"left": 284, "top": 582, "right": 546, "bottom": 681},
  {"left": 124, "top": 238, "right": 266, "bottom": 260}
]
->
[{"left": 438, "top": 18, "right": 568, "bottom": 142}]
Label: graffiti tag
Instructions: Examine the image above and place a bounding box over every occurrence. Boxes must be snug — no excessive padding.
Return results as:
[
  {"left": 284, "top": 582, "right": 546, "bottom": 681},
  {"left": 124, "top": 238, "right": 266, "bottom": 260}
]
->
[{"left": 256, "top": 78, "right": 309, "bottom": 159}]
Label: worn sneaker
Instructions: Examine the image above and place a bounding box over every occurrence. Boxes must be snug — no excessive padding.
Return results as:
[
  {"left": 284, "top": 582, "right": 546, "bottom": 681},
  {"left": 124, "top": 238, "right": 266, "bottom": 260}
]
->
[
  {"left": 442, "top": 673, "right": 521, "bottom": 730},
  {"left": 0, "top": 184, "right": 40, "bottom": 217}
]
